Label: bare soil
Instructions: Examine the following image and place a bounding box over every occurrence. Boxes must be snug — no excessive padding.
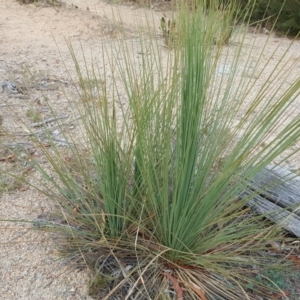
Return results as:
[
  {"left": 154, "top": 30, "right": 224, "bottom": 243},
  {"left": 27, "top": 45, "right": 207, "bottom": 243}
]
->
[{"left": 0, "top": 1, "right": 300, "bottom": 299}]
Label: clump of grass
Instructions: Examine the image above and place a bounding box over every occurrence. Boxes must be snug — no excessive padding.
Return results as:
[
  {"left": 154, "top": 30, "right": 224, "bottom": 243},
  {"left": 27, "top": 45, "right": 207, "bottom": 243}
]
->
[
  {"left": 0, "top": 147, "right": 30, "bottom": 194},
  {"left": 0, "top": 115, "right": 6, "bottom": 137},
  {"left": 11, "top": 0, "right": 300, "bottom": 299},
  {"left": 26, "top": 108, "right": 42, "bottom": 123},
  {"left": 159, "top": 3, "right": 237, "bottom": 49},
  {"left": 160, "top": 14, "right": 177, "bottom": 48}
]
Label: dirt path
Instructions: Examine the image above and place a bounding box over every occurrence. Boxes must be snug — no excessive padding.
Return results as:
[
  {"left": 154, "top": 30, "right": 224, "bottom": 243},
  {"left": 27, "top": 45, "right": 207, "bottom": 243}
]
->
[{"left": 0, "top": 1, "right": 300, "bottom": 299}]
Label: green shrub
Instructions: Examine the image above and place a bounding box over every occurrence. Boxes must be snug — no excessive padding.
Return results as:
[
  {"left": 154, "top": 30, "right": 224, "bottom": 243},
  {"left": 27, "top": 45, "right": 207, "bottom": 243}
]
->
[{"left": 240, "top": 0, "right": 300, "bottom": 36}]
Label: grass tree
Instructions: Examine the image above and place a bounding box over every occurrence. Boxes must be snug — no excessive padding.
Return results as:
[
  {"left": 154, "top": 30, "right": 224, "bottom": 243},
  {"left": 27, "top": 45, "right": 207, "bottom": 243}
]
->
[{"left": 6, "top": 0, "right": 300, "bottom": 299}]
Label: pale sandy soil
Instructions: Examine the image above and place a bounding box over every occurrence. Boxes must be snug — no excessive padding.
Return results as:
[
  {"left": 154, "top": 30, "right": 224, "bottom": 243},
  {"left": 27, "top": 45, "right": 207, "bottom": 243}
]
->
[
  {"left": 0, "top": 2, "right": 166, "bottom": 299},
  {"left": 0, "top": 1, "right": 300, "bottom": 299}
]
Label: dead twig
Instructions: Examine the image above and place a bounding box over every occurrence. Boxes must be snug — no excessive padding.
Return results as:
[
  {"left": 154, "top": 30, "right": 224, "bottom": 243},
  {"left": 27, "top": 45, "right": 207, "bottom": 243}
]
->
[{"left": 31, "top": 114, "right": 69, "bottom": 127}]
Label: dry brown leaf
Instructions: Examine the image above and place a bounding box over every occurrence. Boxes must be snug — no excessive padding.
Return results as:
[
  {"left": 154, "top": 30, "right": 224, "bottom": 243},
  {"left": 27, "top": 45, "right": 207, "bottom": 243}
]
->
[
  {"left": 186, "top": 282, "right": 208, "bottom": 300},
  {"left": 162, "top": 272, "right": 183, "bottom": 300},
  {"left": 287, "top": 254, "right": 300, "bottom": 268},
  {"left": 19, "top": 185, "right": 29, "bottom": 192},
  {"left": 0, "top": 154, "right": 16, "bottom": 162},
  {"left": 272, "top": 290, "right": 290, "bottom": 299}
]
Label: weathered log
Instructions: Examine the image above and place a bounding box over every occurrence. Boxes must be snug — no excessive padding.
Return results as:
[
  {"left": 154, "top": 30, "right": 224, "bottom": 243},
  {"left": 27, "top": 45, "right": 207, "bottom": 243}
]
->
[
  {"left": 243, "top": 190, "right": 300, "bottom": 237},
  {"left": 244, "top": 165, "right": 300, "bottom": 237},
  {"left": 250, "top": 165, "right": 300, "bottom": 211}
]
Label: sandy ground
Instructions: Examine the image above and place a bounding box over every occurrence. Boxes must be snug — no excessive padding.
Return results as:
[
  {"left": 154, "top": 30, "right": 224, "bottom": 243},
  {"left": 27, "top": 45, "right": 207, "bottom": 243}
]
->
[
  {"left": 0, "top": 1, "right": 300, "bottom": 299},
  {"left": 0, "top": 2, "right": 166, "bottom": 299}
]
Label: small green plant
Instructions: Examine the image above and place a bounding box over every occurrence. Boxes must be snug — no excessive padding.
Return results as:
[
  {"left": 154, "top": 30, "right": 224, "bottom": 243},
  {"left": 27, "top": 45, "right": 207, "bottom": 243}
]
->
[
  {"left": 88, "top": 273, "right": 114, "bottom": 298},
  {"left": 160, "top": 14, "right": 176, "bottom": 48},
  {"left": 0, "top": 147, "right": 29, "bottom": 195},
  {"left": 0, "top": 115, "right": 5, "bottom": 137},
  {"left": 256, "top": 270, "right": 286, "bottom": 290},
  {"left": 245, "top": 267, "right": 300, "bottom": 298},
  {"left": 26, "top": 108, "right": 42, "bottom": 123}
]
